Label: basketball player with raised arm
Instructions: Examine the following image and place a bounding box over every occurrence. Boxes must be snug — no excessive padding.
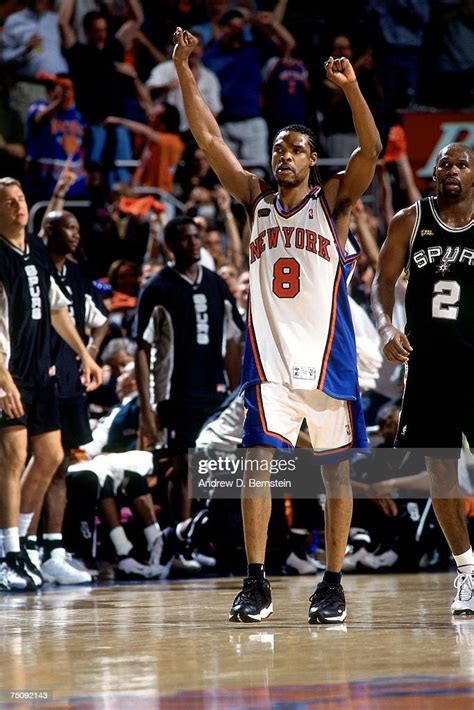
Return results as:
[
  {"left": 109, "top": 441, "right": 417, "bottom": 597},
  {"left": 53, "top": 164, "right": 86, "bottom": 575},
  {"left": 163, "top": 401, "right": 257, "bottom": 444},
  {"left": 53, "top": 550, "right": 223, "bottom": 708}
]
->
[
  {"left": 372, "top": 143, "right": 474, "bottom": 615},
  {"left": 173, "top": 27, "right": 381, "bottom": 624}
]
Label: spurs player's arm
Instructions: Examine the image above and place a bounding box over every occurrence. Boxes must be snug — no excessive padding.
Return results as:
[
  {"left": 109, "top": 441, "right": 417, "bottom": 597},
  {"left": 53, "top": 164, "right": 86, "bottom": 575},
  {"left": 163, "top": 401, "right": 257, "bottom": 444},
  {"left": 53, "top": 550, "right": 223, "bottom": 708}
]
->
[
  {"left": 323, "top": 56, "right": 382, "bottom": 244},
  {"left": 173, "top": 28, "right": 264, "bottom": 211},
  {"left": 371, "top": 206, "right": 416, "bottom": 363}
]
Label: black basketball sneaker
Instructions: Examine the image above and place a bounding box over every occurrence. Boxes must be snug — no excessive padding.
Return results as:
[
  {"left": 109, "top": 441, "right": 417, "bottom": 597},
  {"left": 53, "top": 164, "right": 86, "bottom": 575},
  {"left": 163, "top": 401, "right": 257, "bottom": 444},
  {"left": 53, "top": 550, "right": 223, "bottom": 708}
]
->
[
  {"left": 229, "top": 577, "right": 273, "bottom": 622},
  {"left": 308, "top": 580, "right": 347, "bottom": 624}
]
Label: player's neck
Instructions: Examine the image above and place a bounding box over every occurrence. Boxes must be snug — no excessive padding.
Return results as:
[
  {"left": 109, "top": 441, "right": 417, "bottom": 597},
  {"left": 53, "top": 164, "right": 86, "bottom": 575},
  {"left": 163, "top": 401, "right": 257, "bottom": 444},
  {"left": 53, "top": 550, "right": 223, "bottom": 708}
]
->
[
  {"left": 174, "top": 260, "right": 199, "bottom": 281},
  {"left": 1, "top": 226, "right": 26, "bottom": 250},
  {"left": 51, "top": 253, "right": 67, "bottom": 270},
  {"left": 277, "top": 183, "right": 311, "bottom": 211},
  {"left": 435, "top": 194, "right": 473, "bottom": 228}
]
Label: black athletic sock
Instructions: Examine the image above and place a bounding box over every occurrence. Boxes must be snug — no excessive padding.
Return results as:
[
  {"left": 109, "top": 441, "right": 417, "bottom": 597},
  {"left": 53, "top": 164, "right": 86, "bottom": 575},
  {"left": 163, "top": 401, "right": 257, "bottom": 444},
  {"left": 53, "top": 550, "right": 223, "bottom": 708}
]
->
[
  {"left": 323, "top": 570, "right": 342, "bottom": 585},
  {"left": 248, "top": 563, "right": 265, "bottom": 579},
  {"left": 43, "top": 535, "right": 64, "bottom": 561}
]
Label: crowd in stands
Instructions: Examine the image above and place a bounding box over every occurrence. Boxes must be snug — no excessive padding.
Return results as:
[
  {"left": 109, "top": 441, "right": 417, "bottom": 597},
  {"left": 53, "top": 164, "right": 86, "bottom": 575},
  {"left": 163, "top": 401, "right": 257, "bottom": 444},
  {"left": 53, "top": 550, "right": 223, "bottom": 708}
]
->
[{"left": 0, "top": 0, "right": 473, "bottom": 589}]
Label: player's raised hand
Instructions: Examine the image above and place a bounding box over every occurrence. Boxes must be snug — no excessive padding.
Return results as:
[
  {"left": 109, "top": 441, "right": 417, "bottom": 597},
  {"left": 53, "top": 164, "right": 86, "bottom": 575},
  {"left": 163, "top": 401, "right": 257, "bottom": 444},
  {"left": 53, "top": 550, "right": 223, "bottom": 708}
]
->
[
  {"left": 379, "top": 324, "right": 413, "bottom": 364},
  {"left": 324, "top": 56, "right": 357, "bottom": 87},
  {"left": 172, "top": 27, "right": 199, "bottom": 63}
]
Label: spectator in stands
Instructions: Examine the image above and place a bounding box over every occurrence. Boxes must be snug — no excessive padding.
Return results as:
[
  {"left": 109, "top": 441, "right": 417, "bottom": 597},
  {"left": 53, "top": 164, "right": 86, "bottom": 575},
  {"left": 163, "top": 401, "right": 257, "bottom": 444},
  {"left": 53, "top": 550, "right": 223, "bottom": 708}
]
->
[
  {"left": 186, "top": 185, "right": 243, "bottom": 269},
  {"left": 434, "top": 0, "right": 474, "bottom": 109},
  {"left": 320, "top": 35, "right": 383, "bottom": 159},
  {"left": 0, "top": 70, "right": 25, "bottom": 181},
  {"left": 174, "top": 141, "right": 220, "bottom": 200},
  {"left": 59, "top": 0, "right": 144, "bottom": 45},
  {"left": 82, "top": 361, "right": 139, "bottom": 457},
  {"left": 0, "top": 0, "right": 69, "bottom": 122},
  {"left": 262, "top": 47, "right": 311, "bottom": 142},
  {"left": 24, "top": 75, "right": 86, "bottom": 201},
  {"left": 367, "top": 0, "right": 430, "bottom": 116},
  {"left": 202, "top": 8, "right": 295, "bottom": 171},
  {"left": 145, "top": 32, "right": 222, "bottom": 136},
  {"left": 191, "top": 0, "right": 238, "bottom": 48},
  {"left": 88, "top": 336, "right": 136, "bottom": 413},
  {"left": 217, "top": 264, "right": 239, "bottom": 297},
  {"left": 61, "top": 11, "right": 135, "bottom": 184},
  {"left": 105, "top": 103, "right": 184, "bottom": 194}
]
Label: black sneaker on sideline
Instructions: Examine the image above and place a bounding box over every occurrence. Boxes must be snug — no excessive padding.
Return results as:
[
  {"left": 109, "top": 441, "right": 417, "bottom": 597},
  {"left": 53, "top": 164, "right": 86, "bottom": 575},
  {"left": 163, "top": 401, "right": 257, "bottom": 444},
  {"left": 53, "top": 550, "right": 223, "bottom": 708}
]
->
[
  {"left": 18, "top": 547, "right": 43, "bottom": 587},
  {"left": 5, "top": 552, "right": 38, "bottom": 591},
  {"left": 229, "top": 577, "right": 273, "bottom": 623},
  {"left": 308, "top": 580, "right": 347, "bottom": 624}
]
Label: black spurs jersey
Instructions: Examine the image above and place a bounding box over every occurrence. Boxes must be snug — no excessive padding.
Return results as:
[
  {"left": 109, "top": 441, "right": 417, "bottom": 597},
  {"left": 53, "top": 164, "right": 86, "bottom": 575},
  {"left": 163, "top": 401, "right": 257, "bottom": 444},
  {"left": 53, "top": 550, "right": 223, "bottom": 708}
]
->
[
  {"left": 52, "top": 261, "right": 107, "bottom": 399},
  {"left": 405, "top": 197, "right": 474, "bottom": 352},
  {"left": 0, "top": 234, "right": 69, "bottom": 388},
  {"left": 134, "top": 265, "right": 244, "bottom": 407}
]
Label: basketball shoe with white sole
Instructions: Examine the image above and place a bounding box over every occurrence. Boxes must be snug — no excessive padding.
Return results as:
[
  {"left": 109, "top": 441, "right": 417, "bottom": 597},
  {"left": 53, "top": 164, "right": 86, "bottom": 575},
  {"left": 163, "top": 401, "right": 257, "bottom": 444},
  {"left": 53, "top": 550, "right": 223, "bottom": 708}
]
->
[
  {"left": 451, "top": 572, "right": 474, "bottom": 615},
  {"left": 229, "top": 577, "right": 273, "bottom": 623},
  {"left": 308, "top": 580, "right": 347, "bottom": 624},
  {"left": 42, "top": 548, "right": 92, "bottom": 585}
]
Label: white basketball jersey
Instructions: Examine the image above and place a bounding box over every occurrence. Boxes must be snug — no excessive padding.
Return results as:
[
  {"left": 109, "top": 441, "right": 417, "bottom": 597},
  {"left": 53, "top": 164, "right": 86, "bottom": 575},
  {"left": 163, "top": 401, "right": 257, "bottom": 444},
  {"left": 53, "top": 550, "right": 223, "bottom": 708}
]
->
[{"left": 241, "top": 186, "right": 360, "bottom": 400}]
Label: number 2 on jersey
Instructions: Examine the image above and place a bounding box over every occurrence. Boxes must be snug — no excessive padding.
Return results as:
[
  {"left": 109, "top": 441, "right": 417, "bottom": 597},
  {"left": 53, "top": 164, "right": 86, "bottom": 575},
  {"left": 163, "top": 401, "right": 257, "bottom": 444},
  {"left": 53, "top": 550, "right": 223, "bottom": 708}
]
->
[
  {"left": 272, "top": 257, "right": 301, "bottom": 298},
  {"left": 432, "top": 280, "right": 460, "bottom": 320}
]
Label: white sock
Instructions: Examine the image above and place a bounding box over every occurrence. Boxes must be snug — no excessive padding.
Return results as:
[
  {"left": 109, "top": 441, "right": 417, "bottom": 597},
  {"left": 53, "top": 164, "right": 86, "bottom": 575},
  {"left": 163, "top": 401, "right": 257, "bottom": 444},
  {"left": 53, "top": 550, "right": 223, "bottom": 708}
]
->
[
  {"left": 0, "top": 530, "right": 4, "bottom": 558},
  {"left": 176, "top": 522, "right": 187, "bottom": 541},
  {"left": 453, "top": 547, "right": 474, "bottom": 575},
  {"left": 19, "top": 512, "right": 34, "bottom": 538},
  {"left": 144, "top": 523, "right": 161, "bottom": 548},
  {"left": 109, "top": 527, "right": 133, "bottom": 557},
  {"left": 3, "top": 527, "right": 20, "bottom": 554}
]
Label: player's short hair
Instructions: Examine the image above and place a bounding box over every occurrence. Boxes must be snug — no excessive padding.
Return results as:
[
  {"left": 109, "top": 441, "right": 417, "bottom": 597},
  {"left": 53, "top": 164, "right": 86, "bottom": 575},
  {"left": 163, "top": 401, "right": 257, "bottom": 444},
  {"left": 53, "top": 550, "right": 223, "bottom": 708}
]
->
[
  {"left": 272, "top": 124, "right": 321, "bottom": 187},
  {"left": 435, "top": 143, "right": 473, "bottom": 165},
  {"left": 164, "top": 216, "right": 197, "bottom": 247},
  {"left": 0, "top": 177, "right": 22, "bottom": 191},
  {"left": 218, "top": 9, "right": 245, "bottom": 26},
  {"left": 83, "top": 10, "right": 107, "bottom": 33}
]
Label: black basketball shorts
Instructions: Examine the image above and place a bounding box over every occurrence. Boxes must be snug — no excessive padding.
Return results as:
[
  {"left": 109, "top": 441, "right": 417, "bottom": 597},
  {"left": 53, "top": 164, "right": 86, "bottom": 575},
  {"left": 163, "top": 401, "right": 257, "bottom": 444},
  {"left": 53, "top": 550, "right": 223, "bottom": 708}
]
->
[
  {"left": 395, "top": 350, "right": 474, "bottom": 455},
  {"left": 59, "top": 395, "right": 92, "bottom": 450},
  {"left": 0, "top": 381, "right": 60, "bottom": 436}
]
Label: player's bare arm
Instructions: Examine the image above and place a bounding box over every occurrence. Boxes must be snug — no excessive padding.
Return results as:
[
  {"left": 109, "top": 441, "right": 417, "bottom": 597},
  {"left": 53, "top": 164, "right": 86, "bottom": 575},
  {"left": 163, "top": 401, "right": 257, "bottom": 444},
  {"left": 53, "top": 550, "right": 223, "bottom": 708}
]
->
[
  {"left": 371, "top": 206, "right": 416, "bottom": 363},
  {"left": 173, "top": 27, "right": 263, "bottom": 211},
  {"left": 323, "top": 56, "right": 382, "bottom": 241}
]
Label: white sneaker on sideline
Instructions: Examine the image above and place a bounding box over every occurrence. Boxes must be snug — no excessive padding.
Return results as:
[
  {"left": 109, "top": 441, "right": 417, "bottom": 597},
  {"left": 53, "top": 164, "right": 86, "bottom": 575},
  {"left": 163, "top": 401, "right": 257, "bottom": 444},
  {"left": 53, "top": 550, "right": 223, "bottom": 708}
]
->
[
  {"left": 286, "top": 551, "right": 317, "bottom": 575},
  {"left": 148, "top": 532, "right": 164, "bottom": 567},
  {"left": 0, "top": 561, "right": 28, "bottom": 591},
  {"left": 64, "top": 553, "right": 98, "bottom": 578},
  {"left": 116, "top": 556, "right": 161, "bottom": 580},
  {"left": 359, "top": 549, "right": 399, "bottom": 570},
  {"left": 171, "top": 554, "right": 201, "bottom": 572},
  {"left": 193, "top": 552, "right": 216, "bottom": 568},
  {"left": 42, "top": 548, "right": 92, "bottom": 585},
  {"left": 451, "top": 573, "right": 474, "bottom": 615}
]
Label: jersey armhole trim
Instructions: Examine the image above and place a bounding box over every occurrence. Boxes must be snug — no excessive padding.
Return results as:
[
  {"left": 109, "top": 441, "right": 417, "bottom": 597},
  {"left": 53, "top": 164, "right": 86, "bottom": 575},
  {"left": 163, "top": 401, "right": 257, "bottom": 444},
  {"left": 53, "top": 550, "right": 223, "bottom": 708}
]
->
[
  {"left": 406, "top": 200, "right": 421, "bottom": 275},
  {"left": 319, "top": 191, "right": 360, "bottom": 265}
]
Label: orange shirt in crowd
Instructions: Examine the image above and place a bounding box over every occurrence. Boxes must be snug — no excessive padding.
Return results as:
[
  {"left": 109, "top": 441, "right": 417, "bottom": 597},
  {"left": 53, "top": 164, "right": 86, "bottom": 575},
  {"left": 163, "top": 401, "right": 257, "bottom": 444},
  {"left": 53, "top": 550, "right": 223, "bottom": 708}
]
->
[{"left": 133, "top": 132, "right": 184, "bottom": 193}]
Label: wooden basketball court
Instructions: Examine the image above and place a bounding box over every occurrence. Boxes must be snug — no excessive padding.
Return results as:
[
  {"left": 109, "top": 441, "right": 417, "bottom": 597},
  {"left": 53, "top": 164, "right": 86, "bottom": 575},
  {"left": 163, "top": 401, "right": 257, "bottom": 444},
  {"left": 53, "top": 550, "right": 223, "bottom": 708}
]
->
[{"left": 1, "top": 573, "right": 473, "bottom": 708}]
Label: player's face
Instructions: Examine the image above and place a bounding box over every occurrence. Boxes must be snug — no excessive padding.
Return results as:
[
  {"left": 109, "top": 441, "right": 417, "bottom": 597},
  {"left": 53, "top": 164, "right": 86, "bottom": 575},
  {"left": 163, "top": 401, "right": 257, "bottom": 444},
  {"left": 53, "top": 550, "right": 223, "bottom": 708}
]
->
[
  {"left": 55, "top": 214, "right": 80, "bottom": 255},
  {"left": 434, "top": 146, "right": 473, "bottom": 200},
  {"left": 171, "top": 224, "right": 202, "bottom": 264},
  {"left": 0, "top": 185, "right": 29, "bottom": 232},
  {"left": 272, "top": 132, "right": 316, "bottom": 188}
]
